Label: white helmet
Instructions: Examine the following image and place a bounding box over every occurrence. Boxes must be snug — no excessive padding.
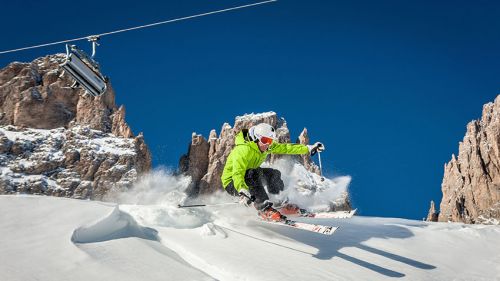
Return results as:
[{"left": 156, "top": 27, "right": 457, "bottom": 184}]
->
[{"left": 249, "top": 123, "right": 276, "bottom": 144}]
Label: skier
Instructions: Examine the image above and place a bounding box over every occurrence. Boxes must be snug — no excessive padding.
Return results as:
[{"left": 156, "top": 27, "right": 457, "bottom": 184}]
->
[{"left": 221, "top": 123, "right": 325, "bottom": 222}]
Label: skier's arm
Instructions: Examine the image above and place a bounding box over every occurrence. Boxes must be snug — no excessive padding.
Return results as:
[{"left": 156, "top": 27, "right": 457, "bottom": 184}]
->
[
  {"left": 269, "top": 143, "right": 309, "bottom": 155},
  {"left": 232, "top": 147, "right": 250, "bottom": 192}
]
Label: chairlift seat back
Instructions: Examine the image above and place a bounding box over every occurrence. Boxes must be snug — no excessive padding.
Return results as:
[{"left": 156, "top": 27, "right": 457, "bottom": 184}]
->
[{"left": 60, "top": 45, "right": 107, "bottom": 97}]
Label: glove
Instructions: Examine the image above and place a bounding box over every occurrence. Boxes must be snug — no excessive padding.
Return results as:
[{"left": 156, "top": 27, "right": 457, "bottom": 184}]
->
[
  {"left": 307, "top": 142, "right": 325, "bottom": 156},
  {"left": 239, "top": 189, "right": 255, "bottom": 207}
]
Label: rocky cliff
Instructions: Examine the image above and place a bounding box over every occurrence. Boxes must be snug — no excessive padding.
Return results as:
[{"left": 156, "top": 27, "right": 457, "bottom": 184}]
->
[
  {"left": 179, "top": 112, "right": 351, "bottom": 211},
  {"left": 430, "top": 95, "right": 500, "bottom": 224},
  {"left": 0, "top": 55, "right": 151, "bottom": 199}
]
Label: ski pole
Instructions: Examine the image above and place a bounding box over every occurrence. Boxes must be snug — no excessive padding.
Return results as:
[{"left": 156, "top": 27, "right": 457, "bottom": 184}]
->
[
  {"left": 318, "top": 151, "right": 325, "bottom": 182},
  {"left": 177, "top": 202, "right": 239, "bottom": 208}
]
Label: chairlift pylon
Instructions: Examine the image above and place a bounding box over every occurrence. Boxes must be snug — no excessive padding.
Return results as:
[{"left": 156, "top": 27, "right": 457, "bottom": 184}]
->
[{"left": 60, "top": 36, "right": 107, "bottom": 97}]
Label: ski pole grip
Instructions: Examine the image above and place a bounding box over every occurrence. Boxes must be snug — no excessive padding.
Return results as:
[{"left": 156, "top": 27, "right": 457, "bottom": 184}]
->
[{"left": 239, "top": 192, "right": 256, "bottom": 204}]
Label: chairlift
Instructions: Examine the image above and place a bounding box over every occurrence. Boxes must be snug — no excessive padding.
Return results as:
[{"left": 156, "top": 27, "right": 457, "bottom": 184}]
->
[{"left": 60, "top": 36, "right": 107, "bottom": 97}]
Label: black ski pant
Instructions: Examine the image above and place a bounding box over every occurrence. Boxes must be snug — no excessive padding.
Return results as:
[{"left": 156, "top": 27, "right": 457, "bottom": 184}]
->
[{"left": 225, "top": 168, "right": 284, "bottom": 210}]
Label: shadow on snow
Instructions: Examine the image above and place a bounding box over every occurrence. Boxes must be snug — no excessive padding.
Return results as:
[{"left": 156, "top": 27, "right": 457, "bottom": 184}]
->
[{"left": 251, "top": 217, "right": 436, "bottom": 278}]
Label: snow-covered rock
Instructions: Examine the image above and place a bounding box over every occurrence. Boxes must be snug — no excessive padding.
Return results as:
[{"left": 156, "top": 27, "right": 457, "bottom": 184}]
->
[
  {"left": 0, "top": 55, "right": 152, "bottom": 200},
  {"left": 0, "top": 125, "right": 150, "bottom": 199}
]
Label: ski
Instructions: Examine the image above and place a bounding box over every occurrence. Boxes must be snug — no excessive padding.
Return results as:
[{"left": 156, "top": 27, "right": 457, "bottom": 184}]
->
[
  {"left": 260, "top": 219, "right": 338, "bottom": 235},
  {"left": 278, "top": 206, "right": 357, "bottom": 219},
  {"left": 296, "top": 208, "right": 357, "bottom": 219}
]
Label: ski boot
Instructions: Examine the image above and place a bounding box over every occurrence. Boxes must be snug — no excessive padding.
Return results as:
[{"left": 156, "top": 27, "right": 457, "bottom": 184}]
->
[
  {"left": 259, "top": 206, "right": 287, "bottom": 222},
  {"left": 278, "top": 203, "right": 309, "bottom": 216},
  {"left": 272, "top": 197, "right": 289, "bottom": 209}
]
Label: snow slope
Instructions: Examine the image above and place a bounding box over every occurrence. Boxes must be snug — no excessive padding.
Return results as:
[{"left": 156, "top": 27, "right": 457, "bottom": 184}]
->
[
  {"left": 1, "top": 195, "right": 499, "bottom": 281},
  {"left": 0, "top": 195, "right": 212, "bottom": 281}
]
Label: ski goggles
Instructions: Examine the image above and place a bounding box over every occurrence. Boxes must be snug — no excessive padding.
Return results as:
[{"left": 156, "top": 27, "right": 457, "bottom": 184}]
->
[{"left": 259, "top": 136, "right": 274, "bottom": 145}]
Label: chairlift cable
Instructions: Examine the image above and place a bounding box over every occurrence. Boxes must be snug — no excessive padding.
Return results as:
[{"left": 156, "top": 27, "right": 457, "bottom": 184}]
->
[{"left": 0, "top": 0, "right": 277, "bottom": 55}]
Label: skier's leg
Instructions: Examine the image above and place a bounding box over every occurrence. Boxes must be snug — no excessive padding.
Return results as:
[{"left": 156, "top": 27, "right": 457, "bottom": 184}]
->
[
  {"left": 245, "top": 168, "right": 287, "bottom": 222},
  {"left": 245, "top": 168, "right": 271, "bottom": 210},
  {"left": 261, "top": 168, "right": 303, "bottom": 214},
  {"left": 261, "top": 168, "right": 284, "bottom": 195}
]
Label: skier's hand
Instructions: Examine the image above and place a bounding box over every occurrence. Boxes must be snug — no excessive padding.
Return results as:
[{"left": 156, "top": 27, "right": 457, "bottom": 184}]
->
[
  {"left": 239, "top": 189, "right": 255, "bottom": 207},
  {"left": 307, "top": 142, "right": 325, "bottom": 156}
]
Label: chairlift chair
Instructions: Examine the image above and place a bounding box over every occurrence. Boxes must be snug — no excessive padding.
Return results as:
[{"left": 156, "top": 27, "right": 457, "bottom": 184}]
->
[{"left": 60, "top": 36, "right": 107, "bottom": 97}]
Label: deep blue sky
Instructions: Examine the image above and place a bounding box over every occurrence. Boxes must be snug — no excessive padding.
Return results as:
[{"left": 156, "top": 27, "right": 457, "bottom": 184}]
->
[{"left": 1, "top": 0, "right": 500, "bottom": 220}]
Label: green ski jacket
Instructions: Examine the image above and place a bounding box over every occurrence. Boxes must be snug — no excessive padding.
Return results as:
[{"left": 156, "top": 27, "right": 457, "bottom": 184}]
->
[{"left": 221, "top": 130, "right": 309, "bottom": 192}]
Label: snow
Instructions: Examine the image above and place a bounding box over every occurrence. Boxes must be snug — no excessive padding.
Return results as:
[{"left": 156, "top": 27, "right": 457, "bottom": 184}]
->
[
  {"left": 1, "top": 126, "right": 52, "bottom": 142},
  {"left": 70, "top": 126, "right": 136, "bottom": 156},
  {"left": 0, "top": 196, "right": 212, "bottom": 281},
  {"left": 1, "top": 166, "right": 62, "bottom": 190},
  {"left": 0, "top": 126, "right": 136, "bottom": 157},
  {"left": 1, "top": 193, "right": 499, "bottom": 281},
  {"left": 235, "top": 111, "right": 277, "bottom": 123},
  {"left": 0, "top": 154, "right": 497, "bottom": 280},
  {"left": 264, "top": 159, "right": 351, "bottom": 212},
  {"left": 80, "top": 136, "right": 135, "bottom": 156}
]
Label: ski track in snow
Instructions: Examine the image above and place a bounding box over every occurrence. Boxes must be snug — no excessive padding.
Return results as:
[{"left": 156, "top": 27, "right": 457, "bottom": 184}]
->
[{"left": 1, "top": 195, "right": 500, "bottom": 281}]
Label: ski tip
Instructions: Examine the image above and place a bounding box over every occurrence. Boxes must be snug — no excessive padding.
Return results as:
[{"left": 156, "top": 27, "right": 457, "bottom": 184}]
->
[
  {"left": 325, "top": 226, "right": 340, "bottom": 235},
  {"left": 310, "top": 225, "right": 339, "bottom": 235}
]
